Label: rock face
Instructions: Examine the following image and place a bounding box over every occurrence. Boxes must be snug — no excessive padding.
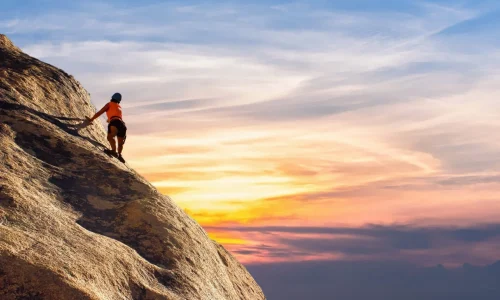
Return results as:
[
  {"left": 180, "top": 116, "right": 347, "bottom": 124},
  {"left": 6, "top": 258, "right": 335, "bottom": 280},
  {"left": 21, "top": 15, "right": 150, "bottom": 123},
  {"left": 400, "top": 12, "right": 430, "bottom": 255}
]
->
[{"left": 0, "top": 34, "right": 265, "bottom": 300}]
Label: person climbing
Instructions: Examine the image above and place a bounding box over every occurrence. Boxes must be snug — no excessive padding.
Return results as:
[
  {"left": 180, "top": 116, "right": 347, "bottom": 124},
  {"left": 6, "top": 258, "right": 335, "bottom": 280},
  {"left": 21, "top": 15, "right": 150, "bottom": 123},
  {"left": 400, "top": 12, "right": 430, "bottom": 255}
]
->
[{"left": 87, "top": 93, "right": 127, "bottom": 163}]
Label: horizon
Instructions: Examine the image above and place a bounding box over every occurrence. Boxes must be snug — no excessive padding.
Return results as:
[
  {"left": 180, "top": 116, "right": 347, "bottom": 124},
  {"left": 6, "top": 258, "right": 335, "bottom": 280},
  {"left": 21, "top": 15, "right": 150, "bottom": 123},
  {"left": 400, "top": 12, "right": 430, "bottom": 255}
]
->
[{"left": 3, "top": 0, "right": 500, "bottom": 298}]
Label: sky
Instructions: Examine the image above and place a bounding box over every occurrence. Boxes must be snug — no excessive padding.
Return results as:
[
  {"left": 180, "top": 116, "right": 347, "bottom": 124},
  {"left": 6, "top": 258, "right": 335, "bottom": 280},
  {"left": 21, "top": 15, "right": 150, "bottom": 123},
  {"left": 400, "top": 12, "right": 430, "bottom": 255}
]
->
[{"left": 3, "top": 0, "right": 500, "bottom": 298}]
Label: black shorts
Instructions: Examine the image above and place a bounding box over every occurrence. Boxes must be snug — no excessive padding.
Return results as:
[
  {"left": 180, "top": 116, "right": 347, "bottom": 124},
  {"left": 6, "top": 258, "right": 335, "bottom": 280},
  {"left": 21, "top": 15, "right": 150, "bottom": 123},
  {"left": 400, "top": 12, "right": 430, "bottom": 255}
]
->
[{"left": 108, "top": 119, "right": 127, "bottom": 139}]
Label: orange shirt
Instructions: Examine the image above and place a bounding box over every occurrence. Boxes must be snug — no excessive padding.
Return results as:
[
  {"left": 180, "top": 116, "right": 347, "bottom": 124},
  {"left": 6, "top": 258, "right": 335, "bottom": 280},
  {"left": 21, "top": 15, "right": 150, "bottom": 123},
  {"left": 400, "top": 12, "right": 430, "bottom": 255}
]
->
[{"left": 106, "top": 102, "right": 122, "bottom": 122}]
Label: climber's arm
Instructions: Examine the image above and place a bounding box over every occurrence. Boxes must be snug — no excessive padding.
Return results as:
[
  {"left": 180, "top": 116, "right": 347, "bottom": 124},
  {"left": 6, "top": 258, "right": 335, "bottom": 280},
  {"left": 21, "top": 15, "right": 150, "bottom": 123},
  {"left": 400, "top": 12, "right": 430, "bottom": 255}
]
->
[{"left": 87, "top": 103, "right": 110, "bottom": 123}]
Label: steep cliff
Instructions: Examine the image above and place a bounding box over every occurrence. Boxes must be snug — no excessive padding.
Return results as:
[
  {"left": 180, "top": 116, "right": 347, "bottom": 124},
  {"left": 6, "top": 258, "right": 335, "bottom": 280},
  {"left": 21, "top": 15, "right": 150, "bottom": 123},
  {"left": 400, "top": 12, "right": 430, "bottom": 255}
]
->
[{"left": 0, "top": 34, "right": 265, "bottom": 300}]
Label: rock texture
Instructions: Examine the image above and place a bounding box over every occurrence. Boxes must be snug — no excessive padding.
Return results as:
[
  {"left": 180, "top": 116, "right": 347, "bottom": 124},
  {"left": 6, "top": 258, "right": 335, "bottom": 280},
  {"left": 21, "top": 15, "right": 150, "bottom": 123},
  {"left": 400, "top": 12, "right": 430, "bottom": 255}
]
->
[{"left": 0, "top": 34, "right": 265, "bottom": 300}]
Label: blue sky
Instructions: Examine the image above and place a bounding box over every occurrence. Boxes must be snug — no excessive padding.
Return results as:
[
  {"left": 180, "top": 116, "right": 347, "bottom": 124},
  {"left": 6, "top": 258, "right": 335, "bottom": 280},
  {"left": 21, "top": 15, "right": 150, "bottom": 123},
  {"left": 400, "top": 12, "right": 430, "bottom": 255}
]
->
[
  {"left": 3, "top": 1, "right": 500, "bottom": 299},
  {"left": 5, "top": 0, "right": 499, "bottom": 120}
]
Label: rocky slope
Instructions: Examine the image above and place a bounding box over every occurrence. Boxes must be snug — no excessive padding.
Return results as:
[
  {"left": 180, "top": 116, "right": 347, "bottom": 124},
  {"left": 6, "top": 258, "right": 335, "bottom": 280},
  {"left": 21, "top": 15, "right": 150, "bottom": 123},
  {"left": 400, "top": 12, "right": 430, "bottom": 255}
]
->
[{"left": 0, "top": 34, "right": 265, "bottom": 300}]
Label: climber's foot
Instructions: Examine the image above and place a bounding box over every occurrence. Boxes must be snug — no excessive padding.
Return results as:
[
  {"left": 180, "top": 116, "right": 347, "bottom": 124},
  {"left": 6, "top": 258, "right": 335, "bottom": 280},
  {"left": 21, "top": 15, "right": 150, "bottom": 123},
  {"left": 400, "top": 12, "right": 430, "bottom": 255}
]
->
[{"left": 104, "top": 149, "right": 118, "bottom": 158}]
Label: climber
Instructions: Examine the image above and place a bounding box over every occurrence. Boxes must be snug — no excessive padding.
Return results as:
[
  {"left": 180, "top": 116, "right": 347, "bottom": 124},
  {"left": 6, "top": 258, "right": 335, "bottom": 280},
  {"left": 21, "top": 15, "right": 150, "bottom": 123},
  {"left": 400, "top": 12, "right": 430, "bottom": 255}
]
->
[{"left": 87, "top": 93, "right": 127, "bottom": 163}]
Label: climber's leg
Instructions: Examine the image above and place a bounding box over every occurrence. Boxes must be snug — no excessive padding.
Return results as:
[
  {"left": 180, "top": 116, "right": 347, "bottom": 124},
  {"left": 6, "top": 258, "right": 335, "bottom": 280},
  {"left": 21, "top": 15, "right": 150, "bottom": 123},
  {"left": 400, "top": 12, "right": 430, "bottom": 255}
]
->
[{"left": 107, "top": 126, "right": 118, "bottom": 154}]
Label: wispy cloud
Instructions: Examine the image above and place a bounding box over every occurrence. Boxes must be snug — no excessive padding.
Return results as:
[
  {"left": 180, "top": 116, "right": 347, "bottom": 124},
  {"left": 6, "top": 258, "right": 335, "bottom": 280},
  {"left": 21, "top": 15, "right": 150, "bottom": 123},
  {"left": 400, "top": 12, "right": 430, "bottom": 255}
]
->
[{"left": 208, "top": 224, "right": 500, "bottom": 265}]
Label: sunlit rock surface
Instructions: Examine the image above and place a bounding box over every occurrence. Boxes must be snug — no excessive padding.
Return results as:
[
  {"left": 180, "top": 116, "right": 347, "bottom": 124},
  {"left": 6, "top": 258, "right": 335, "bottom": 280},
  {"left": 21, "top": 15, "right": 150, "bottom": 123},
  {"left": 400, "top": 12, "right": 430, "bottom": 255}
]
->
[{"left": 0, "top": 34, "right": 265, "bottom": 300}]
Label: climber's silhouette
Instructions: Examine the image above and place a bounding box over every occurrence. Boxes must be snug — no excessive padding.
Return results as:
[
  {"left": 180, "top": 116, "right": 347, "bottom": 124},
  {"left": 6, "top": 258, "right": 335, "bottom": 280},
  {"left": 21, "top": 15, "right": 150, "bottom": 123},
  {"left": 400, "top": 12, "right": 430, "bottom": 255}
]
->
[{"left": 87, "top": 93, "right": 127, "bottom": 163}]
